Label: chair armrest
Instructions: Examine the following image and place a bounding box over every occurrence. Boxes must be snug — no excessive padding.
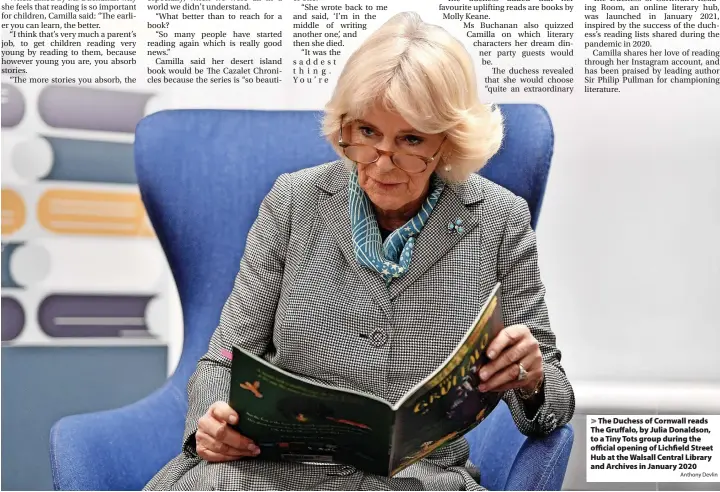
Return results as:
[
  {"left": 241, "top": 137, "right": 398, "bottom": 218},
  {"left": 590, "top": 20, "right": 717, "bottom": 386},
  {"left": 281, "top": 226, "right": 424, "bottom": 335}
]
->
[
  {"left": 50, "top": 380, "right": 187, "bottom": 491},
  {"left": 504, "top": 424, "right": 574, "bottom": 491}
]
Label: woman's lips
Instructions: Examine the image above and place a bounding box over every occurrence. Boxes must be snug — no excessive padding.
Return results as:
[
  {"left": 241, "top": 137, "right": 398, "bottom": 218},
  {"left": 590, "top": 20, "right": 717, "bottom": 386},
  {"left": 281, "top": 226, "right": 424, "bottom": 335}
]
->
[{"left": 370, "top": 177, "right": 402, "bottom": 190}]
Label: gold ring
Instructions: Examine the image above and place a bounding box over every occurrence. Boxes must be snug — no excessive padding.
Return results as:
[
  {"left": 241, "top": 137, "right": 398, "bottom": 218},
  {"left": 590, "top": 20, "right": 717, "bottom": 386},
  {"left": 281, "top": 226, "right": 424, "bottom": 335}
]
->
[{"left": 517, "top": 362, "right": 528, "bottom": 381}]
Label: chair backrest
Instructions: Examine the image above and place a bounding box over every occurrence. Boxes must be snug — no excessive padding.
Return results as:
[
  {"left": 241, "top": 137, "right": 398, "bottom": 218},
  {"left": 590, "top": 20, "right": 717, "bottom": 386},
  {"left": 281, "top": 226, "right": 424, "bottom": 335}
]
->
[{"left": 134, "top": 106, "right": 553, "bottom": 384}]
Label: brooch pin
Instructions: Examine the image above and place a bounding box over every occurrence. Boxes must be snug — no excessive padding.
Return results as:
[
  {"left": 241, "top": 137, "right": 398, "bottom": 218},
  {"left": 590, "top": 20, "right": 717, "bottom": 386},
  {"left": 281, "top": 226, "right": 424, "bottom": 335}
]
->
[{"left": 448, "top": 218, "right": 464, "bottom": 235}]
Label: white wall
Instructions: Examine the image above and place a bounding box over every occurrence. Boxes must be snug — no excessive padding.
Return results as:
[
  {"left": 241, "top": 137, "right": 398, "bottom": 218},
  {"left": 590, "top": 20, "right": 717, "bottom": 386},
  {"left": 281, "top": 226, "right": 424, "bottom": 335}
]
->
[{"left": 538, "top": 94, "right": 720, "bottom": 385}]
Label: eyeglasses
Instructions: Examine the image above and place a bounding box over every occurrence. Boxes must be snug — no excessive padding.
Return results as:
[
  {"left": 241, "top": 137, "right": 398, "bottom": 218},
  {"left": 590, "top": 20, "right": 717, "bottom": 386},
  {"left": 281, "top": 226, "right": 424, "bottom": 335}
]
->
[{"left": 338, "top": 114, "right": 446, "bottom": 174}]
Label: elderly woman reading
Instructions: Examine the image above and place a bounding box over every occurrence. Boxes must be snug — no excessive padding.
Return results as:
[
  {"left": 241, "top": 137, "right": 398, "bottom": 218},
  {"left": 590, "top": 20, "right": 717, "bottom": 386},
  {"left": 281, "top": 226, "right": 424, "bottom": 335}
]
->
[{"left": 146, "top": 11, "right": 574, "bottom": 491}]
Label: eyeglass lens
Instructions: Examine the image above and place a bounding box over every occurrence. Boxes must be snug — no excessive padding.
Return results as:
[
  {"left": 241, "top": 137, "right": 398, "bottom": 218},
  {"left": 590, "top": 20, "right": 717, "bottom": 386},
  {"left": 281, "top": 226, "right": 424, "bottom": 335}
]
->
[{"left": 343, "top": 145, "right": 427, "bottom": 173}]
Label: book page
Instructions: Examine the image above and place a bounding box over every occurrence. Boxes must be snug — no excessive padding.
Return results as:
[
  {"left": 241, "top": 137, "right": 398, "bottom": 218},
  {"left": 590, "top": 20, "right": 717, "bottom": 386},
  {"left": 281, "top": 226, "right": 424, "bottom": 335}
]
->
[{"left": 2, "top": 1, "right": 719, "bottom": 490}]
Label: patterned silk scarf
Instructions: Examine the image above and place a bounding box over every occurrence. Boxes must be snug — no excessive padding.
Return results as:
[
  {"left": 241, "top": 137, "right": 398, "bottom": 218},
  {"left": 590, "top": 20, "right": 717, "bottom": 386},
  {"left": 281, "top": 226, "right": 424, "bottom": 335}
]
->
[{"left": 349, "top": 169, "right": 445, "bottom": 284}]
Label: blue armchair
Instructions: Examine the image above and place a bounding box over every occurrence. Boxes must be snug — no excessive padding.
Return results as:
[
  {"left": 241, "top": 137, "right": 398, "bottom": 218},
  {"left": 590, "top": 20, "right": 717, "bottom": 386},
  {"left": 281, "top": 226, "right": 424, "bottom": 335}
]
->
[{"left": 50, "top": 106, "right": 573, "bottom": 490}]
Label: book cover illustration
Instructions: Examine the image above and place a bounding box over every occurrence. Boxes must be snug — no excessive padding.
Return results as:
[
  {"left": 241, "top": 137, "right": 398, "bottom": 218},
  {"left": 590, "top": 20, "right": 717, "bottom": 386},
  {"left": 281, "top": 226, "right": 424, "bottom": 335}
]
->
[
  {"left": 228, "top": 282, "right": 504, "bottom": 477},
  {"left": 389, "top": 286, "right": 505, "bottom": 475}
]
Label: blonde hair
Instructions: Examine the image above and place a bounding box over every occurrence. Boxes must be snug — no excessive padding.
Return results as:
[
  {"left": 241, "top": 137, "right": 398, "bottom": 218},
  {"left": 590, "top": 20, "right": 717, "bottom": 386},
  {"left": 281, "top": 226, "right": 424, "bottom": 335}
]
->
[{"left": 321, "top": 11, "right": 504, "bottom": 183}]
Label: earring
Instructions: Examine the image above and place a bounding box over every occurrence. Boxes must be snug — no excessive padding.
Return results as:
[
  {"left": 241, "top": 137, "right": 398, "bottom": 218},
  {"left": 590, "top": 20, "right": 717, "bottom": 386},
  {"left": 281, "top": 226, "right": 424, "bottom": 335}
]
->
[{"left": 442, "top": 151, "right": 452, "bottom": 172}]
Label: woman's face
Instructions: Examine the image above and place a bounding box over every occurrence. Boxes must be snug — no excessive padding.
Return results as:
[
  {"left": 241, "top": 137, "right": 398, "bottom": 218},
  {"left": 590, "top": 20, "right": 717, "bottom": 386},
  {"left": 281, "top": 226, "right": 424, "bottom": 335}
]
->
[{"left": 345, "top": 106, "right": 445, "bottom": 214}]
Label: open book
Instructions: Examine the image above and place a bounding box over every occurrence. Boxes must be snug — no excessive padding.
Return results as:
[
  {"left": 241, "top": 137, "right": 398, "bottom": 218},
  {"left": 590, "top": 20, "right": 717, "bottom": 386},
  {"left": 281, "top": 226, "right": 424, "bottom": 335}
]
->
[{"left": 228, "top": 282, "right": 505, "bottom": 477}]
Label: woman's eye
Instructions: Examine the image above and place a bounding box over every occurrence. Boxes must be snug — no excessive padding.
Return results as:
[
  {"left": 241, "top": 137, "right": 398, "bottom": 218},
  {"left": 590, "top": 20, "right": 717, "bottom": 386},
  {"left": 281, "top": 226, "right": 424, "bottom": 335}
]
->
[
  {"left": 359, "top": 126, "right": 375, "bottom": 137},
  {"left": 403, "top": 135, "right": 424, "bottom": 146}
]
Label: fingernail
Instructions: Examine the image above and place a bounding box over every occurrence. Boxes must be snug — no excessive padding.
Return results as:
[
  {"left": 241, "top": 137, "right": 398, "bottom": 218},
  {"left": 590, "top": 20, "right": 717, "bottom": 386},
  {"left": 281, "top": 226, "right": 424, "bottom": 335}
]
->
[
  {"left": 487, "top": 350, "right": 496, "bottom": 359},
  {"left": 229, "top": 415, "right": 237, "bottom": 425},
  {"left": 480, "top": 371, "right": 488, "bottom": 380},
  {"left": 478, "top": 384, "right": 487, "bottom": 391},
  {"left": 248, "top": 444, "right": 259, "bottom": 453}
]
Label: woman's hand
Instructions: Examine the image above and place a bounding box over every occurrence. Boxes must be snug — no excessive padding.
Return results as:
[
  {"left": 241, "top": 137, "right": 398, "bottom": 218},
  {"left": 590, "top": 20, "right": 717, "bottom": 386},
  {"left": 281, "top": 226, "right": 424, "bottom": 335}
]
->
[
  {"left": 196, "top": 401, "right": 261, "bottom": 462},
  {"left": 477, "top": 324, "right": 544, "bottom": 394}
]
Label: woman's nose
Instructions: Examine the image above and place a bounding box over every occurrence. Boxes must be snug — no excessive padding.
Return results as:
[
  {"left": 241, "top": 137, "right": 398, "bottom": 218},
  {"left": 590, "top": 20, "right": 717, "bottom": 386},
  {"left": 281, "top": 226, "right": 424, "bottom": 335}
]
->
[
  {"left": 374, "top": 141, "right": 396, "bottom": 171},
  {"left": 374, "top": 152, "right": 395, "bottom": 172}
]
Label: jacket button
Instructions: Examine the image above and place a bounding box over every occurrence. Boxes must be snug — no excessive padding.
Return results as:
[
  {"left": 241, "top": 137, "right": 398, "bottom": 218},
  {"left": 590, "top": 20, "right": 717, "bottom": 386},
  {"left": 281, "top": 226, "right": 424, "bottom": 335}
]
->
[{"left": 370, "top": 329, "right": 388, "bottom": 347}]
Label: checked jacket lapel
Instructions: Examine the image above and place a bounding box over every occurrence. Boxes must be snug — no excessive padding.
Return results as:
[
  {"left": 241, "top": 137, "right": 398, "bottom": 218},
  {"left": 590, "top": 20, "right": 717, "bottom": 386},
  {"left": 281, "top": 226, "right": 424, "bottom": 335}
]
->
[
  {"left": 387, "top": 183, "right": 482, "bottom": 300},
  {"left": 317, "top": 162, "right": 394, "bottom": 321},
  {"left": 316, "top": 161, "right": 485, "bottom": 315}
]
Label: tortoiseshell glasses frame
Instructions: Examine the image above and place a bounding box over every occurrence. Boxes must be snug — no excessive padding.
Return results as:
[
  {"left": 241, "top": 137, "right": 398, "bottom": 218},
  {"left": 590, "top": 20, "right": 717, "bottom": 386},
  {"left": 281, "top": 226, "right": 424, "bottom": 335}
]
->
[{"left": 338, "top": 114, "right": 446, "bottom": 174}]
